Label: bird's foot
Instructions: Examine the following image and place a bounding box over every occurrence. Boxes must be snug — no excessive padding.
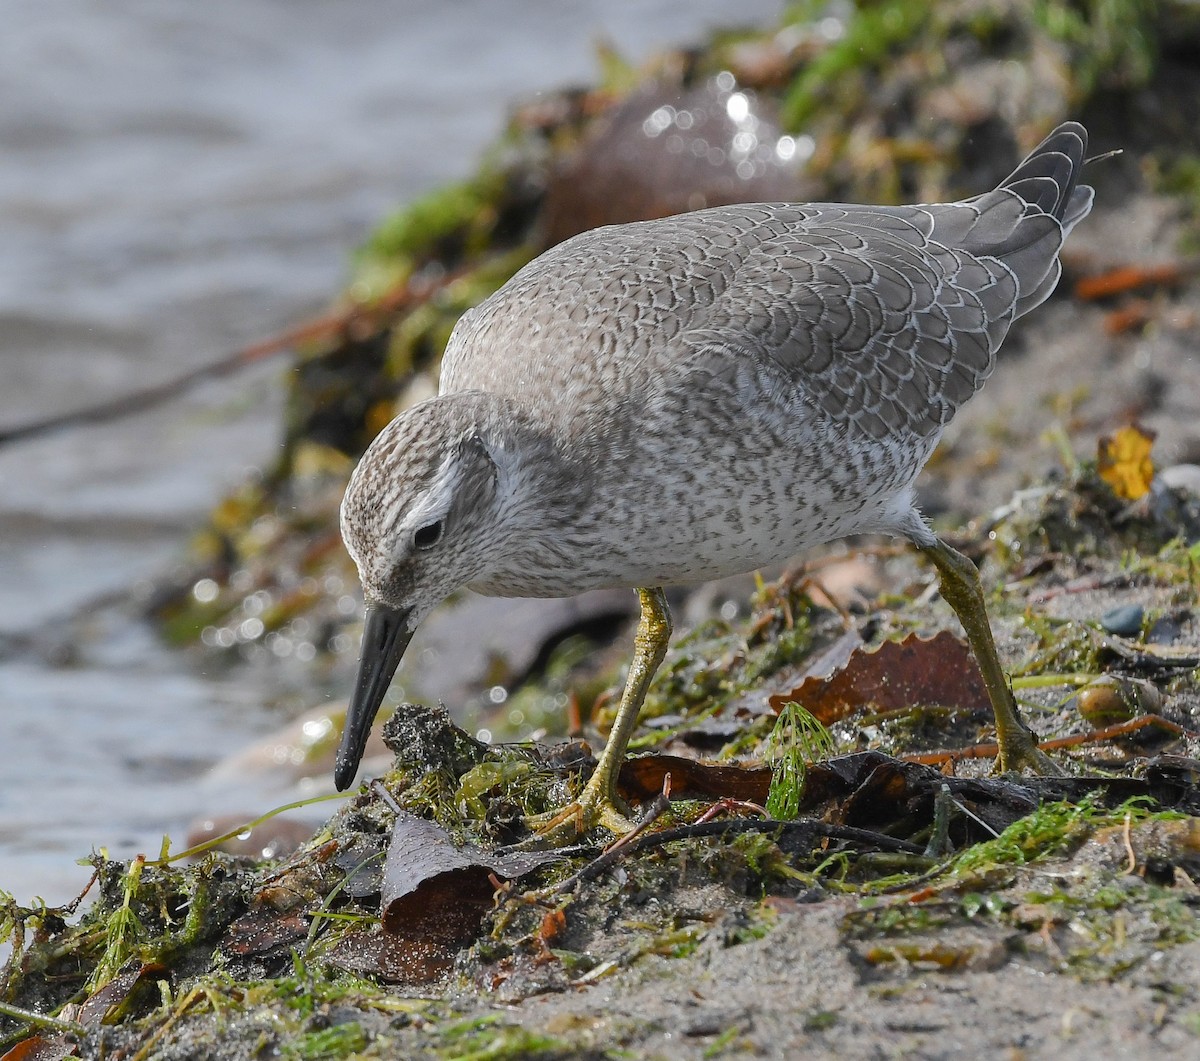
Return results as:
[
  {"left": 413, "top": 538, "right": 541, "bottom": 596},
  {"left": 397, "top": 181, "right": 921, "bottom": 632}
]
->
[
  {"left": 520, "top": 763, "right": 643, "bottom": 844},
  {"left": 995, "top": 725, "right": 1063, "bottom": 776},
  {"left": 526, "top": 784, "right": 637, "bottom": 845}
]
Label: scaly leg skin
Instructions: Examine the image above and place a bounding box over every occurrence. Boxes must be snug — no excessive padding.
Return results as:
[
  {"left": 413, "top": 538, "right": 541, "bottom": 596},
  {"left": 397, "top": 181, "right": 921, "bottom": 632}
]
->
[
  {"left": 918, "top": 538, "right": 1061, "bottom": 775},
  {"left": 533, "top": 587, "right": 673, "bottom": 842}
]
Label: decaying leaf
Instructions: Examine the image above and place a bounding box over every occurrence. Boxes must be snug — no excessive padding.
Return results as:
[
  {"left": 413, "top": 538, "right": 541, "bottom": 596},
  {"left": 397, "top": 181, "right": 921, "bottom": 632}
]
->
[
  {"left": 533, "top": 908, "right": 568, "bottom": 962},
  {"left": 1073, "top": 262, "right": 1184, "bottom": 301},
  {"left": 0, "top": 1035, "right": 78, "bottom": 1061},
  {"left": 326, "top": 924, "right": 455, "bottom": 984},
  {"left": 223, "top": 910, "right": 309, "bottom": 959},
  {"left": 1103, "top": 299, "right": 1152, "bottom": 335},
  {"left": 380, "top": 811, "right": 555, "bottom": 941},
  {"left": 1097, "top": 423, "right": 1156, "bottom": 500},
  {"left": 827, "top": 754, "right": 1036, "bottom": 839},
  {"left": 0, "top": 961, "right": 167, "bottom": 1061},
  {"left": 76, "top": 961, "right": 167, "bottom": 1026},
  {"left": 616, "top": 753, "right": 773, "bottom": 804},
  {"left": 767, "top": 631, "right": 990, "bottom": 724}
]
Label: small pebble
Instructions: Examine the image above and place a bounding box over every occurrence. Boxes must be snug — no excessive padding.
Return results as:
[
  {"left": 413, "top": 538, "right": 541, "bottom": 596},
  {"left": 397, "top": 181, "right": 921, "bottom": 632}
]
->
[
  {"left": 1148, "top": 611, "right": 1191, "bottom": 645},
  {"left": 1158, "top": 463, "right": 1200, "bottom": 497},
  {"left": 1100, "top": 603, "right": 1144, "bottom": 637}
]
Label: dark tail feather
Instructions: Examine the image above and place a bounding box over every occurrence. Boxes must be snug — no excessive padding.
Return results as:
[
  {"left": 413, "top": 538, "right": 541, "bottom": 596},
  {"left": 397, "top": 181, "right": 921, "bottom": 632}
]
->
[
  {"left": 988, "top": 122, "right": 1094, "bottom": 314},
  {"left": 998, "top": 121, "right": 1088, "bottom": 222}
]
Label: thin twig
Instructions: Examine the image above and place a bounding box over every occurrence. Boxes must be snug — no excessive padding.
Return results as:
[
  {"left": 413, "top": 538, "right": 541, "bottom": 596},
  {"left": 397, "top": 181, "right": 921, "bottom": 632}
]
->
[
  {"left": 0, "top": 999, "right": 86, "bottom": 1036},
  {"left": 0, "top": 267, "right": 461, "bottom": 448},
  {"left": 904, "top": 713, "right": 1199, "bottom": 767},
  {"left": 538, "top": 817, "right": 923, "bottom": 897},
  {"left": 1122, "top": 811, "right": 1138, "bottom": 874},
  {"left": 601, "top": 773, "right": 673, "bottom": 855},
  {"left": 694, "top": 798, "right": 768, "bottom": 825},
  {"left": 0, "top": 327, "right": 294, "bottom": 446}
]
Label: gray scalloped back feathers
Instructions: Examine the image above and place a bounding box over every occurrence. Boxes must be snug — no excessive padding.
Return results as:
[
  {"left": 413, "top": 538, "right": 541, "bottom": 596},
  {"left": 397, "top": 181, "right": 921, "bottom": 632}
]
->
[{"left": 344, "top": 123, "right": 1093, "bottom": 601}]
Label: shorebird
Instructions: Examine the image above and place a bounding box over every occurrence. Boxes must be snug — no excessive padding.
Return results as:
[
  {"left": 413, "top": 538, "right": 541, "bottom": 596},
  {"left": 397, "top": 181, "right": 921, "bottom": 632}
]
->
[{"left": 335, "top": 122, "right": 1093, "bottom": 834}]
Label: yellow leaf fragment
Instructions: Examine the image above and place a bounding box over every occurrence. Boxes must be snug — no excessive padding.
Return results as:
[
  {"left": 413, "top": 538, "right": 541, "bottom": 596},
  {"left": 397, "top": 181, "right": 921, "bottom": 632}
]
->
[{"left": 1097, "top": 423, "right": 1156, "bottom": 500}]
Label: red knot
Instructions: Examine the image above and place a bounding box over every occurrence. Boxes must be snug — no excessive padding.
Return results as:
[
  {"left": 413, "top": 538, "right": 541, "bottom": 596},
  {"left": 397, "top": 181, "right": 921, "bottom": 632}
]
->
[{"left": 335, "top": 122, "right": 1094, "bottom": 835}]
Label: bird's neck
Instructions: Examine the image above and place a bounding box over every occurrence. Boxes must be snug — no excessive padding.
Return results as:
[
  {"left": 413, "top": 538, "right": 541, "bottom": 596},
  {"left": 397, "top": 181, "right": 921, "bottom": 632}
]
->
[{"left": 446, "top": 391, "right": 596, "bottom": 593}]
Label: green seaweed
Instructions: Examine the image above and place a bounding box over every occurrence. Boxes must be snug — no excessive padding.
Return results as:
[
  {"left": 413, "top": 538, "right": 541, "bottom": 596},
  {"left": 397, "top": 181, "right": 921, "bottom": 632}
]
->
[
  {"left": 352, "top": 175, "right": 504, "bottom": 302},
  {"left": 279, "top": 1021, "right": 369, "bottom": 1060},
  {"left": 1032, "top": 0, "right": 1157, "bottom": 99},
  {"left": 781, "top": 0, "right": 930, "bottom": 130},
  {"left": 765, "top": 702, "right": 834, "bottom": 821},
  {"left": 432, "top": 1014, "right": 569, "bottom": 1060}
]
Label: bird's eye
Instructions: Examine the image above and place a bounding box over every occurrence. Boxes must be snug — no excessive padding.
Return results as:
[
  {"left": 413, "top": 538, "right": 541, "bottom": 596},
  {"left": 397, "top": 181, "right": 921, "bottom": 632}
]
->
[{"left": 413, "top": 521, "right": 443, "bottom": 550}]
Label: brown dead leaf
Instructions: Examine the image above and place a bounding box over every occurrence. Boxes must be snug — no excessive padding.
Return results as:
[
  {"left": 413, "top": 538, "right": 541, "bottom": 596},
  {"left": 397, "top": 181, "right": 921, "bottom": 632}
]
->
[
  {"left": 532, "top": 908, "right": 569, "bottom": 963},
  {"left": 326, "top": 924, "right": 454, "bottom": 984},
  {"left": 380, "top": 811, "right": 556, "bottom": 942},
  {"left": 537, "top": 908, "right": 567, "bottom": 945},
  {"left": 801, "top": 752, "right": 1043, "bottom": 842},
  {"left": 223, "top": 910, "right": 309, "bottom": 959},
  {"left": 1, "top": 1037, "right": 79, "bottom": 1061},
  {"left": 76, "top": 961, "right": 167, "bottom": 1026},
  {"left": 3, "top": 960, "right": 171, "bottom": 1061},
  {"left": 767, "top": 631, "right": 990, "bottom": 724},
  {"left": 1097, "top": 423, "right": 1156, "bottom": 500},
  {"left": 617, "top": 753, "right": 773, "bottom": 805},
  {"left": 1103, "top": 299, "right": 1153, "bottom": 335},
  {"left": 1074, "top": 262, "right": 1185, "bottom": 301}
]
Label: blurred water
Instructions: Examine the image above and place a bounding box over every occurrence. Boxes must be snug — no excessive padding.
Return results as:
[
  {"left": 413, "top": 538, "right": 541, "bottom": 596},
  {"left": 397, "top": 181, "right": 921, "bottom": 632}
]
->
[{"left": 0, "top": 0, "right": 782, "bottom": 905}]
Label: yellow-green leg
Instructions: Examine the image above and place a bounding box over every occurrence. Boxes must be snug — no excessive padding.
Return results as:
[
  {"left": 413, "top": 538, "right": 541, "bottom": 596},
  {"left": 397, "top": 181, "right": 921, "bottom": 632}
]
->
[
  {"left": 538, "top": 586, "right": 672, "bottom": 839},
  {"left": 918, "top": 538, "right": 1059, "bottom": 774}
]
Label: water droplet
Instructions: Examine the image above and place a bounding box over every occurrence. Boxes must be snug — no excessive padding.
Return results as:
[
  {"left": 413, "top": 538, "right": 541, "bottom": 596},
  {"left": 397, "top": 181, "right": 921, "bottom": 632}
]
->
[
  {"left": 302, "top": 718, "right": 332, "bottom": 740},
  {"left": 243, "top": 592, "right": 269, "bottom": 617},
  {"left": 732, "top": 131, "right": 757, "bottom": 155},
  {"left": 819, "top": 16, "right": 845, "bottom": 41}
]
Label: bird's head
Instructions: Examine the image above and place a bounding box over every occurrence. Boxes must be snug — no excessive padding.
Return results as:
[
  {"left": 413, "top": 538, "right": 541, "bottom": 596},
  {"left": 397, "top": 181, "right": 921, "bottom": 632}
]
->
[{"left": 333, "top": 396, "right": 508, "bottom": 789}]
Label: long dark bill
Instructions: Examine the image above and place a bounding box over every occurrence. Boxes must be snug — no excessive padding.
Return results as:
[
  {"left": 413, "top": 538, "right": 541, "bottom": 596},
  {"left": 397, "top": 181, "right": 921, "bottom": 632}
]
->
[{"left": 334, "top": 604, "right": 413, "bottom": 790}]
